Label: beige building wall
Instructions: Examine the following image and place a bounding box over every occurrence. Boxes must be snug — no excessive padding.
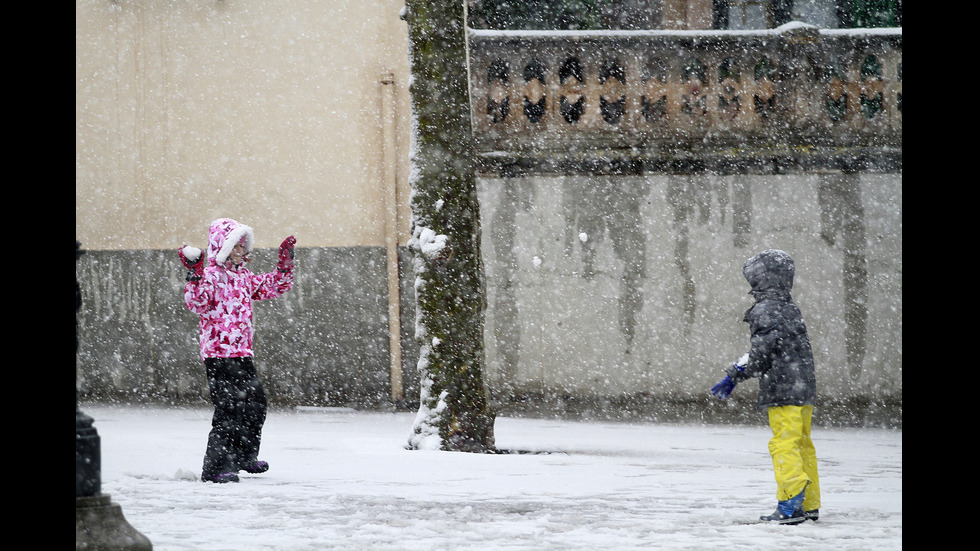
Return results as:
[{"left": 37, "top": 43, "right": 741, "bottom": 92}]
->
[
  {"left": 76, "top": 0, "right": 412, "bottom": 251},
  {"left": 661, "top": 0, "right": 714, "bottom": 29}
]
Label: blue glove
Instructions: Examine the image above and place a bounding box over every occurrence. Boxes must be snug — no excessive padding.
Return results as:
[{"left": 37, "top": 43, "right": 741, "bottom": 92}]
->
[{"left": 711, "top": 375, "right": 736, "bottom": 399}]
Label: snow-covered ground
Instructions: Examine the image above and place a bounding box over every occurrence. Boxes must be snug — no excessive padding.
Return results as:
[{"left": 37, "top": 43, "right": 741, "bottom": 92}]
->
[{"left": 80, "top": 404, "right": 902, "bottom": 550}]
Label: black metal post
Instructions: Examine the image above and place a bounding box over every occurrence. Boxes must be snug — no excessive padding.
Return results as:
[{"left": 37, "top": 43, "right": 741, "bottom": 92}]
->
[{"left": 76, "top": 241, "right": 152, "bottom": 550}]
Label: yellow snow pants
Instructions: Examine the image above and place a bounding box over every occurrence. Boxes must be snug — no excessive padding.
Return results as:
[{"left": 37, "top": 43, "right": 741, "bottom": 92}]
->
[{"left": 768, "top": 405, "right": 821, "bottom": 510}]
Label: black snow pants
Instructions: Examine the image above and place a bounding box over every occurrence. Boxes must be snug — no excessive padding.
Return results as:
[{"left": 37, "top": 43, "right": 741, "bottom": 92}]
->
[{"left": 201, "top": 357, "right": 268, "bottom": 478}]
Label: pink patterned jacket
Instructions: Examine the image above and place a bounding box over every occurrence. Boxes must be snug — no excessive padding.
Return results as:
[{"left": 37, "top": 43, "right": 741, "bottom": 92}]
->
[{"left": 184, "top": 218, "right": 294, "bottom": 361}]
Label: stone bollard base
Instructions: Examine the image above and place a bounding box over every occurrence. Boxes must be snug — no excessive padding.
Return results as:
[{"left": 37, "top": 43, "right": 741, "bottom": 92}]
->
[{"left": 76, "top": 494, "right": 152, "bottom": 551}]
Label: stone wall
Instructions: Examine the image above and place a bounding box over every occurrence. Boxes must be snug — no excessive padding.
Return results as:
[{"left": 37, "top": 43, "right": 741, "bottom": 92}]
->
[
  {"left": 467, "top": 25, "right": 902, "bottom": 427},
  {"left": 75, "top": 246, "right": 420, "bottom": 409},
  {"left": 478, "top": 171, "right": 901, "bottom": 425}
]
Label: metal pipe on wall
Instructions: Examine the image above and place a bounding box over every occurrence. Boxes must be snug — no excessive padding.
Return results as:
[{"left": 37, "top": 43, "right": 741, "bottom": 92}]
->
[{"left": 380, "top": 72, "right": 404, "bottom": 403}]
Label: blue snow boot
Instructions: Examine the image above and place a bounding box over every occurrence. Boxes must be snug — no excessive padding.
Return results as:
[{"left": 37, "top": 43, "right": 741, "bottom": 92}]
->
[{"left": 760, "top": 490, "right": 806, "bottom": 525}]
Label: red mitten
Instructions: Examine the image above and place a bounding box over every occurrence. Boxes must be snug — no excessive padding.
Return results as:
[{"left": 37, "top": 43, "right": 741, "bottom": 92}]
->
[
  {"left": 277, "top": 236, "right": 296, "bottom": 273},
  {"left": 179, "top": 245, "right": 205, "bottom": 280}
]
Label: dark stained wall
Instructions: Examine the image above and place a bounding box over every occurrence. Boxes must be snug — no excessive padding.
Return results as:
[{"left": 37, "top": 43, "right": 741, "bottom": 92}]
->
[{"left": 75, "top": 246, "right": 420, "bottom": 409}]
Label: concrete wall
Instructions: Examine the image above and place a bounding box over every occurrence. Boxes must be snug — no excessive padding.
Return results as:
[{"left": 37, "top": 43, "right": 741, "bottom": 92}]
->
[
  {"left": 77, "top": 170, "right": 901, "bottom": 426},
  {"left": 76, "top": 246, "right": 420, "bottom": 408},
  {"left": 75, "top": 0, "right": 418, "bottom": 407},
  {"left": 478, "top": 171, "right": 901, "bottom": 420},
  {"left": 75, "top": 0, "right": 412, "bottom": 250}
]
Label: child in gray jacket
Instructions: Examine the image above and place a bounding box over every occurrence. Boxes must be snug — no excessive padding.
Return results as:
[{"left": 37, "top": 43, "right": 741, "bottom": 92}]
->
[{"left": 711, "top": 249, "right": 821, "bottom": 525}]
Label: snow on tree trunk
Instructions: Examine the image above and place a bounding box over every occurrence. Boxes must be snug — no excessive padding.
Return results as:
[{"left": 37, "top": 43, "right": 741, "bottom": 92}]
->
[{"left": 404, "top": 0, "right": 496, "bottom": 452}]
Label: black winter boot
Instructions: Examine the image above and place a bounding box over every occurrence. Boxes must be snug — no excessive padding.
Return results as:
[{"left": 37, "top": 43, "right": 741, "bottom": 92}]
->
[
  {"left": 760, "top": 507, "right": 805, "bottom": 525},
  {"left": 760, "top": 490, "right": 806, "bottom": 525},
  {"left": 202, "top": 471, "right": 240, "bottom": 483}
]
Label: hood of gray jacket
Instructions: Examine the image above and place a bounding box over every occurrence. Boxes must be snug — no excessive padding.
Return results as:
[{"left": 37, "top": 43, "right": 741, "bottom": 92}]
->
[{"left": 742, "top": 249, "right": 794, "bottom": 297}]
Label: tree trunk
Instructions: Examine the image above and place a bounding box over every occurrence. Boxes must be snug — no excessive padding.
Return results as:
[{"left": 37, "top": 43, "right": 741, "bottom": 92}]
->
[{"left": 404, "top": 0, "right": 496, "bottom": 452}]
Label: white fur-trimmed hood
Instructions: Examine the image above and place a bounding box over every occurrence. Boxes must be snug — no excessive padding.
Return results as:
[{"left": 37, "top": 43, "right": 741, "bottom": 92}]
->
[{"left": 207, "top": 218, "right": 254, "bottom": 267}]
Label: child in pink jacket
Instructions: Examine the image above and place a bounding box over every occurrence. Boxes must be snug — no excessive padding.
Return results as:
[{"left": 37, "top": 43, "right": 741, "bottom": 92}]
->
[{"left": 180, "top": 218, "right": 295, "bottom": 483}]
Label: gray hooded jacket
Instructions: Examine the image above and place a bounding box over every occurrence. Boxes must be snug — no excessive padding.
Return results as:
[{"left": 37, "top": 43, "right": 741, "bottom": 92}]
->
[{"left": 727, "top": 250, "right": 816, "bottom": 409}]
